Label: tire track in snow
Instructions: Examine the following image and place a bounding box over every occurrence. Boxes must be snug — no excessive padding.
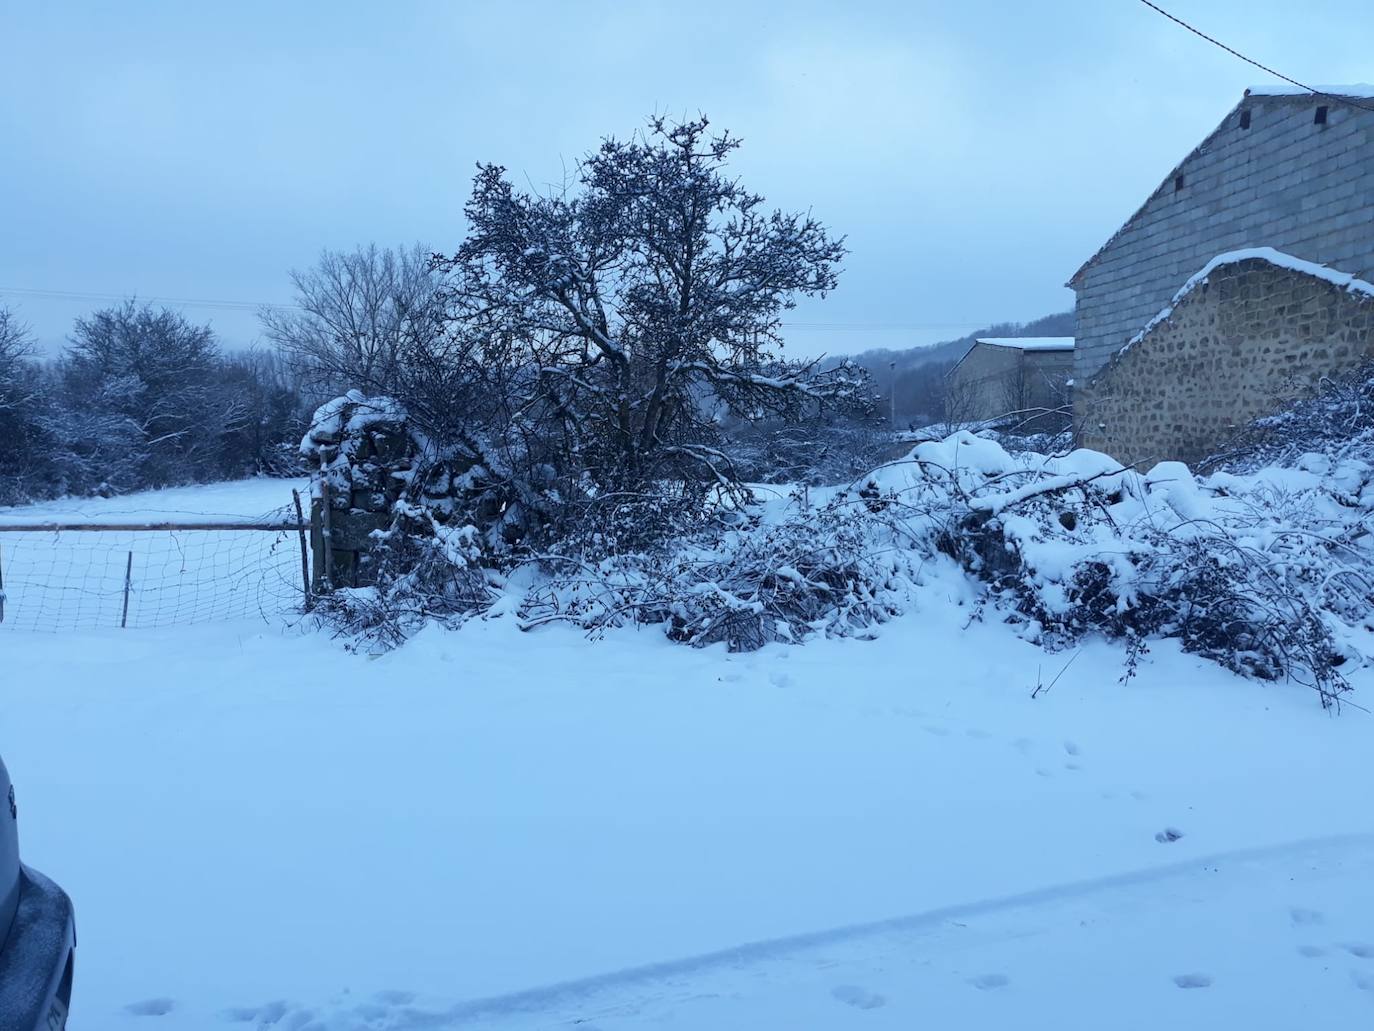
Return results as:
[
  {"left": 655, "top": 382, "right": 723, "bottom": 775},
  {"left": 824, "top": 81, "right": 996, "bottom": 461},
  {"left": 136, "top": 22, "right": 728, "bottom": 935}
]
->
[{"left": 384, "top": 831, "right": 1374, "bottom": 1026}]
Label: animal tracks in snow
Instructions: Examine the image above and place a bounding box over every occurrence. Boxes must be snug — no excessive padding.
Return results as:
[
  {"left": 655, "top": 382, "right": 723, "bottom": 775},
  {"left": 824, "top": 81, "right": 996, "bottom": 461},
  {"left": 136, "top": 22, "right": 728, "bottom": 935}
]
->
[
  {"left": 124, "top": 997, "right": 176, "bottom": 1017},
  {"left": 830, "top": 984, "right": 886, "bottom": 1009},
  {"left": 968, "top": 973, "right": 1010, "bottom": 990},
  {"left": 1172, "top": 973, "right": 1212, "bottom": 989}
]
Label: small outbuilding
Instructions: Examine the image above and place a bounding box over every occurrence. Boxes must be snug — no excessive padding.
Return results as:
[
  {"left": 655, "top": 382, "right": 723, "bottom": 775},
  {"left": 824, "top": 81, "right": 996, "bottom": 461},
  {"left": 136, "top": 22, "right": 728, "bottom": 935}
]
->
[{"left": 946, "top": 337, "right": 1074, "bottom": 432}]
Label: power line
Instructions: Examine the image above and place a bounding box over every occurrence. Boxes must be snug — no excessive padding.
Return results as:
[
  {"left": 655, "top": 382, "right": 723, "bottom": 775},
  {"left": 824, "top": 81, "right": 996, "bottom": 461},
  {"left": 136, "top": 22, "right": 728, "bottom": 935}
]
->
[
  {"left": 0, "top": 285, "right": 997, "bottom": 333},
  {"left": 1137, "top": 0, "right": 1374, "bottom": 114},
  {"left": 0, "top": 285, "right": 299, "bottom": 314}
]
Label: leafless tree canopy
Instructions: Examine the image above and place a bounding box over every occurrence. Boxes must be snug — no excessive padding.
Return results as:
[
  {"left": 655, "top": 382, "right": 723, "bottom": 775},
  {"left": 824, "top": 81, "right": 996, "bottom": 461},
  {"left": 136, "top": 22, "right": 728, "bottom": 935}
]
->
[
  {"left": 261, "top": 243, "right": 440, "bottom": 398},
  {"left": 0, "top": 306, "right": 33, "bottom": 412}
]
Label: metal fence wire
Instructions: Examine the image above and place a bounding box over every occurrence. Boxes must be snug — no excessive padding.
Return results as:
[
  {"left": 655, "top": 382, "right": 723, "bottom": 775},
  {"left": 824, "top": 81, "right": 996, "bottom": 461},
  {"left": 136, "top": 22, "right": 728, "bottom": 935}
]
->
[{"left": 0, "top": 503, "right": 310, "bottom": 632}]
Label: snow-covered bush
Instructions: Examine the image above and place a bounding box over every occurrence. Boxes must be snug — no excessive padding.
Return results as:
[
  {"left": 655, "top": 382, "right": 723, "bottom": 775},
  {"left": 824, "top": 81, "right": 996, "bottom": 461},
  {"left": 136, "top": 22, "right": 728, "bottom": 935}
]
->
[
  {"left": 520, "top": 497, "right": 925, "bottom": 651},
  {"left": 866, "top": 433, "right": 1369, "bottom": 708},
  {"left": 1201, "top": 361, "right": 1374, "bottom": 475},
  {"left": 307, "top": 387, "right": 1370, "bottom": 707},
  {"left": 722, "top": 421, "right": 895, "bottom": 486}
]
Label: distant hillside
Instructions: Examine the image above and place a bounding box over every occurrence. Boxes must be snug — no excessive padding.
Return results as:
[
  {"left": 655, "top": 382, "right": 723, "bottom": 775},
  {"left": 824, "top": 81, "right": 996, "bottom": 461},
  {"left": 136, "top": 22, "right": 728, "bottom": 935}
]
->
[{"left": 835, "top": 311, "right": 1075, "bottom": 426}]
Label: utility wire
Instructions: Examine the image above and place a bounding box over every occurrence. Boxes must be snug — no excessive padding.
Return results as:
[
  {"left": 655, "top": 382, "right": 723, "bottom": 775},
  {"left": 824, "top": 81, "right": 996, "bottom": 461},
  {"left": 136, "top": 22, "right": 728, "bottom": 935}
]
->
[
  {"left": 1137, "top": 0, "right": 1374, "bottom": 114},
  {"left": 0, "top": 285, "right": 994, "bottom": 333}
]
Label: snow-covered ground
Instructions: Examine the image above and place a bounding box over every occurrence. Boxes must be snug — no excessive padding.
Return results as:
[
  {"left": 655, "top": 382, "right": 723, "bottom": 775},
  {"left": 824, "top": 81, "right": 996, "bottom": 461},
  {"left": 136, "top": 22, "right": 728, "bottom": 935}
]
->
[{"left": 4, "top": 480, "right": 1374, "bottom": 1029}]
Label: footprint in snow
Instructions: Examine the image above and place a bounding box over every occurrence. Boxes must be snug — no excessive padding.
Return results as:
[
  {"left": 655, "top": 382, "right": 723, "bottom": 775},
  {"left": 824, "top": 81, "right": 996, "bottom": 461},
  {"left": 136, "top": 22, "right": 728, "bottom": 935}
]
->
[
  {"left": 1297, "top": 945, "right": 1328, "bottom": 958},
  {"left": 374, "top": 990, "right": 416, "bottom": 1004},
  {"left": 1290, "top": 907, "right": 1325, "bottom": 926},
  {"left": 1063, "top": 740, "right": 1081, "bottom": 756},
  {"left": 225, "top": 1001, "right": 288, "bottom": 1024},
  {"left": 1352, "top": 972, "right": 1374, "bottom": 992},
  {"left": 1341, "top": 943, "right": 1374, "bottom": 959},
  {"left": 965, "top": 728, "right": 993, "bottom": 739},
  {"left": 1154, "top": 827, "right": 1184, "bottom": 844},
  {"left": 969, "top": 974, "right": 1009, "bottom": 991},
  {"left": 1173, "top": 974, "right": 1212, "bottom": 989},
  {"left": 125, "top": 998, "right": 176, "bottom": 1017},
  {"left": 831, "top": 985, "right": 886, "bottom": 1009}
]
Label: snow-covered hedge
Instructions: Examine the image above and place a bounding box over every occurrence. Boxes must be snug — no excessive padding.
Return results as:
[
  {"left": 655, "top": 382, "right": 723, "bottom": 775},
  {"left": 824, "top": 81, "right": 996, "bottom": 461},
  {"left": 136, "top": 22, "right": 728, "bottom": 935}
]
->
[
  {"left": 310, "top": 393, "right": 1371, "bottom": 707},
  {"left": 865, "top": 433, "right": 1370, "bottom": 707}
]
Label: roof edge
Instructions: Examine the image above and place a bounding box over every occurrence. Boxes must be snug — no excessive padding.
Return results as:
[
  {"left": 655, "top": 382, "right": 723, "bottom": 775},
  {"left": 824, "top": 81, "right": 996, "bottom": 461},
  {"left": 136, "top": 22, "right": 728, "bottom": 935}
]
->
[{"left": 1062, "top": 83, "right": 1374, "bottom": 291}]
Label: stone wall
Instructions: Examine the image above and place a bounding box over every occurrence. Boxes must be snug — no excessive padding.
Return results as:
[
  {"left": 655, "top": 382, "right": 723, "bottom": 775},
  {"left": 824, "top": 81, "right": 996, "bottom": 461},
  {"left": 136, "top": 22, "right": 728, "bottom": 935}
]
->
[
  {"left": 300, "top": 393, "right": 416, "bottom": 591},
  {"left": 1077, "top": 257, "right": 1374, "bottom": 466},
  {"left": 1071, "top": 93, "right": 1374, "bottom": 387}
]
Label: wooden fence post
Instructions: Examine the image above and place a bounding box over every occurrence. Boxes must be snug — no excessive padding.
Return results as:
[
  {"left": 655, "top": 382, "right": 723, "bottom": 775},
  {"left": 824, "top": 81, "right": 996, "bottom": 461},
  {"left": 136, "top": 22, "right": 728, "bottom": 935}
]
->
[
  {"left": 293, "top": 489, "right": 313, "bottom": 611},
  {"left": 120, "top": 550, "right": 133, "bottom": 629},
  {"left": 319, "top": 478, "right": 334, "bottom": 591}
]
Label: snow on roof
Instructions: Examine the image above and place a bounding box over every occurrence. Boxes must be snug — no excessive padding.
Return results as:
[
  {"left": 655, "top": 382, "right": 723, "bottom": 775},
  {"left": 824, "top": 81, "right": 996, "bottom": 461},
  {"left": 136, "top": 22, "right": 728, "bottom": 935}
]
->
[
  {"left": 1246, "top": 84, "right": 1374, "bottom": 99},
  {"left": 1120, "top": 247, "right": 1374, "bottom": 356},
  {"left": 975, "top": 337, "right": 1074, "bottom": 352}
]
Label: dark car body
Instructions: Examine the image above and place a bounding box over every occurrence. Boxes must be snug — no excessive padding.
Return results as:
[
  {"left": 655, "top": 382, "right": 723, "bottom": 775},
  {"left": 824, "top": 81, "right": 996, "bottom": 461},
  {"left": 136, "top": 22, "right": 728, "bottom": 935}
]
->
[{"left": 0, "top": 756, "right": 75, "bottom": 1031}]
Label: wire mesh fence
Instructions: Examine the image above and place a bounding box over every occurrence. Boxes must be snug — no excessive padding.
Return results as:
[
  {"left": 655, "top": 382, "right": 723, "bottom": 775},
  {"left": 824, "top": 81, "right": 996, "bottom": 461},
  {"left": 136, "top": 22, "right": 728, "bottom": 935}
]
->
[{"left": 0, "top": 504, "right": 311, "bottom": 632}]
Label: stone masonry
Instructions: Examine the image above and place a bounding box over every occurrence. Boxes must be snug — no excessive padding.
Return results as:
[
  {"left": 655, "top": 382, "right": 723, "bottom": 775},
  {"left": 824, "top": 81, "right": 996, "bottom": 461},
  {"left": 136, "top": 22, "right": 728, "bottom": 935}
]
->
[
  {"left": 1070, "top": 90, "right": 1374, "bottom": 394},
  {"left": 1077, "top": 256, "right": 1374, "bottom": 467},
  {"left": 300, "top": 392, "right": 416, "bottom": 591}
]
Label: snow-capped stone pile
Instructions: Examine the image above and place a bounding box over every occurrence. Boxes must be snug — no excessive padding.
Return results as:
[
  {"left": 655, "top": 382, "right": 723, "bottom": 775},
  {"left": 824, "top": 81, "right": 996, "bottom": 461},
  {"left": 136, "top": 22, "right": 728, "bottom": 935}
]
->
[{"left": 300, "top": 391, "right": 416, "bottom": 589}]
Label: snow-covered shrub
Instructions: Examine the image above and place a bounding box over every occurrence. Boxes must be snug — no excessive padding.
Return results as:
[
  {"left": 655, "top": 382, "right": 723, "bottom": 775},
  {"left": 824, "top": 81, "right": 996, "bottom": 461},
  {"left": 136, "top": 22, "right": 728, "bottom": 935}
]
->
[
  {"left": 520, "top": 497, "right": 925, "bottom": 651},
  {"left": 722, "top": 421, "right": 895, "bottom": 486},
  {"left": 870, "top": 434, "right": 1369, "bottom": 707},
  {"left": 1201, "top": 361, "right": 1374, "bottom": 474},
  {"left": 306, "top": 386, "right": 1369, "bottom": 707}
]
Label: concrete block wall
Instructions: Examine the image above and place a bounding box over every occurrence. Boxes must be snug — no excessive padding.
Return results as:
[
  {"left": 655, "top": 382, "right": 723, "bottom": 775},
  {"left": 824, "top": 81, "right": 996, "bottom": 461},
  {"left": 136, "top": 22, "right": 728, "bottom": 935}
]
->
[
  {"left": 1071, "top": 94, "right": 1374, "bottom": 390},
  {"left": 1077, "top": 258, "right": 1374, "bottom": 467},
  {"left": 947, "top": 344, "right": 1072, "bottom": 432}
]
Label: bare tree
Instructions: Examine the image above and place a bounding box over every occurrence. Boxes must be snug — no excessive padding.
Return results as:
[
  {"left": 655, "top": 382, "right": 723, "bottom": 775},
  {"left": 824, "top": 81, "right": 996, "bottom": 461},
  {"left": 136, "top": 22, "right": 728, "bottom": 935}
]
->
[
  {"left": 261, "top": 243, "right": 439, "bottom": 398},
  {"left": 0, "top": 306, "right": 33, "bottom": 412},
  {"left": 63, "top": 301, "right": 239, "bottom": 489}
]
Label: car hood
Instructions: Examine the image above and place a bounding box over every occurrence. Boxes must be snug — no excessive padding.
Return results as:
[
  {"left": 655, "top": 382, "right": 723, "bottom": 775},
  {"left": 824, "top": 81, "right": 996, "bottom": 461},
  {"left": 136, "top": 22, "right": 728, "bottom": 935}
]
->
[{"left": 0, "top": 756, "right": 19, "bottom": 947}]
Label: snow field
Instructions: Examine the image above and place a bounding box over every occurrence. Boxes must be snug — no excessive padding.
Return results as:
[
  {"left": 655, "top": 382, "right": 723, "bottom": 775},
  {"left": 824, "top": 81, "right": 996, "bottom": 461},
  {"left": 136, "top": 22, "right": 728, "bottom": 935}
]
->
[{"left": 1, "top": 477, "right": 1372, "bottom": 1028}]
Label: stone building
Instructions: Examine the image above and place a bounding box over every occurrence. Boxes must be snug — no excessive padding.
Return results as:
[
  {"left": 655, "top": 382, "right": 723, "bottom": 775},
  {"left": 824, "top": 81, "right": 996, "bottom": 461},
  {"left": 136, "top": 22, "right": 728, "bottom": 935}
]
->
[
  {"left": 1068, "top": 85, "right": 1374, "bottom": 463},
  {"left": 946, "top": 337, "right": 1073, "bottom": 431}
]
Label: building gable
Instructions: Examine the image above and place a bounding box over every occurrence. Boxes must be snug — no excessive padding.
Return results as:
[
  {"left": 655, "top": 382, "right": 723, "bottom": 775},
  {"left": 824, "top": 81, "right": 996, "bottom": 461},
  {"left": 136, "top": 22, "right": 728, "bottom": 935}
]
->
[{"left": 1068, "top": 89, "right": 1374, "bottom": 384}]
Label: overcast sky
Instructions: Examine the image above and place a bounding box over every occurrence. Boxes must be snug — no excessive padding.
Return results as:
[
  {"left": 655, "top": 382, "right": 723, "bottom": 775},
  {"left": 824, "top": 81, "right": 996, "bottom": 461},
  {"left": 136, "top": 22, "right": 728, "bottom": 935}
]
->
[{"left": 1, "top": 0, "right": 1370, "bottom": 358}]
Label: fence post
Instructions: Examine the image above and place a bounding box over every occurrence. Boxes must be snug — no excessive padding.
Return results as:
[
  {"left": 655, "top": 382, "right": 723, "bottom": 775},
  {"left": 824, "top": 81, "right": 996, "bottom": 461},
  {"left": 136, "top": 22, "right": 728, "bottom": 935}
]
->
[
  {"left": 293, "top": 489, "right": 313, "bottom": 611},
  {"left": 0, "top": 543, "right": 5, "bottom": 625},
  {"left": 319, "top": 478, "right": 334, "bottom": 591},
  {"left": 120, "top": 550, "right": 133, "bottom": 629}
]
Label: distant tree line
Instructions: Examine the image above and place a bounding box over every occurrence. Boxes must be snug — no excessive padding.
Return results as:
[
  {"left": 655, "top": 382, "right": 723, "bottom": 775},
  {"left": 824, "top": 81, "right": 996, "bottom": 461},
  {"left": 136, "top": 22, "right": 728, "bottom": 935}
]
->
[{"left": 0, "top": 301, "right": 306, "bottom": 505}]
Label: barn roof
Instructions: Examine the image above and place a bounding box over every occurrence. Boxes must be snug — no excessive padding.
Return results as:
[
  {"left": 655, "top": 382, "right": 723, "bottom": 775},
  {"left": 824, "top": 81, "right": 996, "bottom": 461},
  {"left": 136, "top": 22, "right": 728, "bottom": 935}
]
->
[{"left": 974, "top": 337, "right": 1074, "bottom": 352}]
